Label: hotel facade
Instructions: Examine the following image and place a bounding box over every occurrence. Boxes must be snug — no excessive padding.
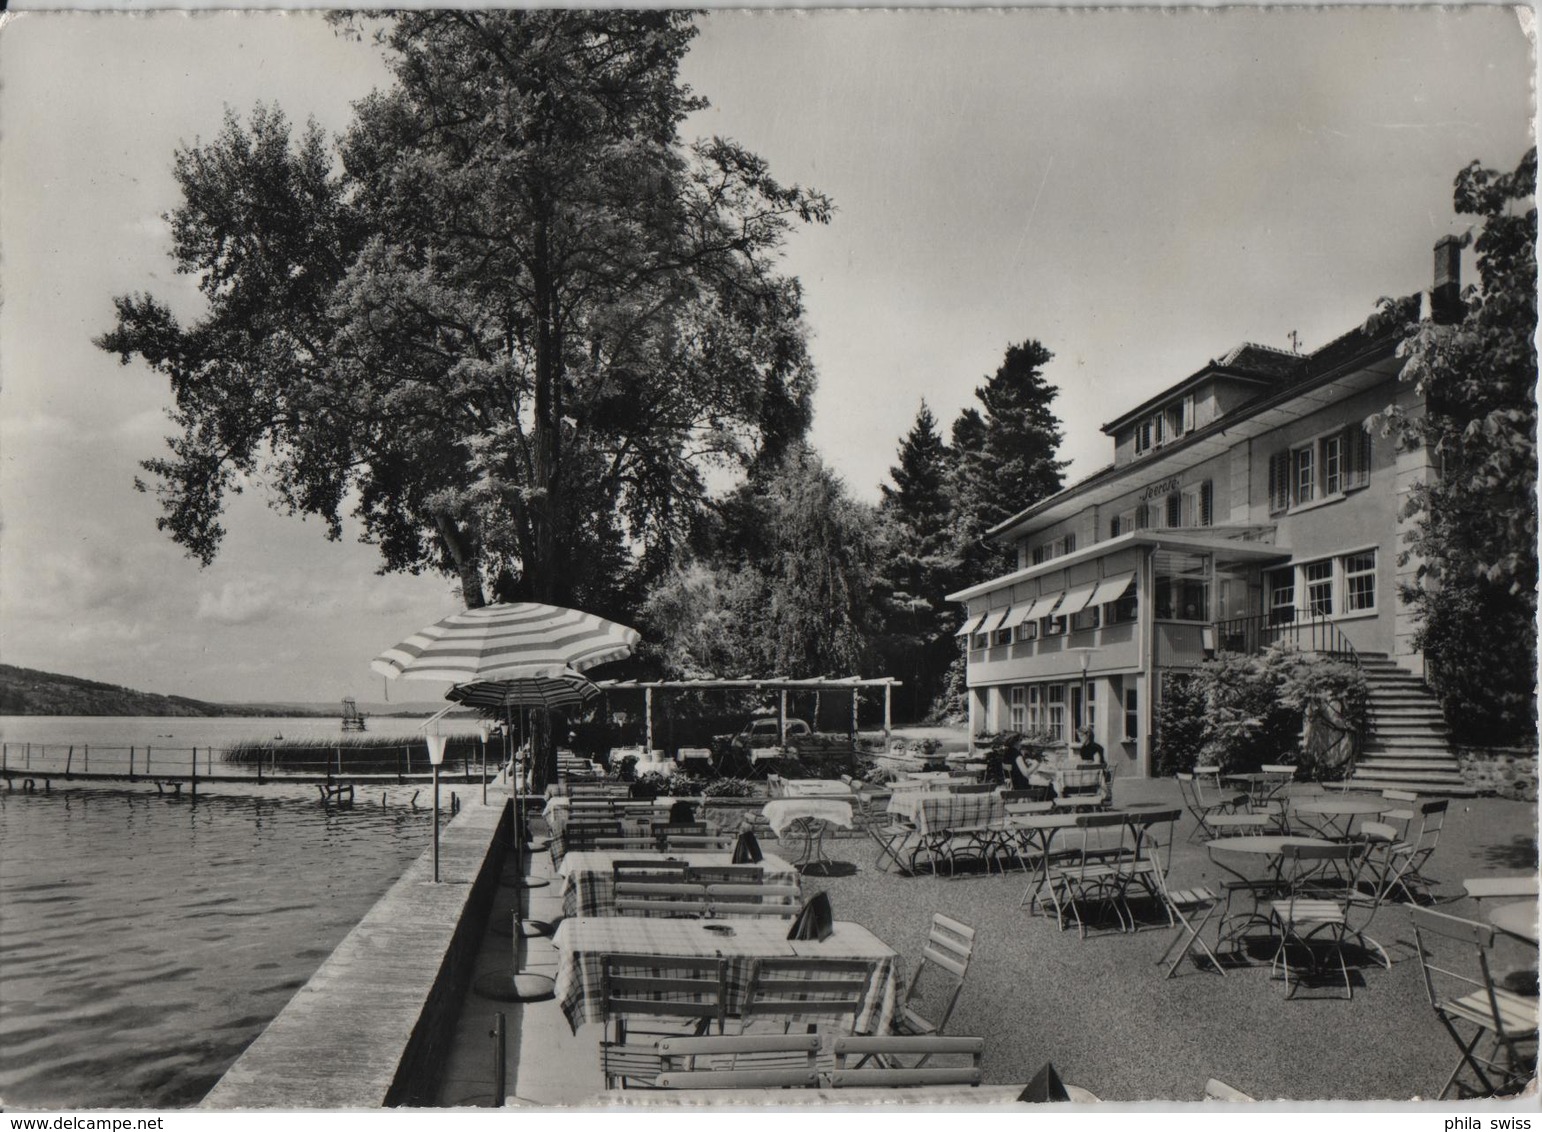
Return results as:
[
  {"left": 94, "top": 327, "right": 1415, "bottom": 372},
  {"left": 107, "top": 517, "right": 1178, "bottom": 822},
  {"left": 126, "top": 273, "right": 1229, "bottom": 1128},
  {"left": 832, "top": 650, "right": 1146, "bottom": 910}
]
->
[{"left": 947, "top": 239, "right": 1461, "bottom": 779}]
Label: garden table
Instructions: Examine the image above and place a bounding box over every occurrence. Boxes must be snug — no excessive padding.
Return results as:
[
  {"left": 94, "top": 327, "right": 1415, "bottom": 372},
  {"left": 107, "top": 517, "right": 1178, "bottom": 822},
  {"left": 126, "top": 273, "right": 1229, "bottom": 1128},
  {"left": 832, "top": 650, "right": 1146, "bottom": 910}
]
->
[
  {"left": 1489, "top": 900, "right": 1540, "bottom": 945},
  {"left": 551, "top": 916, "right": 900, "bottom": 1034},
  {"left": 779, "top": 779, "right": 856, "bottom": 798},
  {"left": 1007, "top": 810, "right": 1083, "bottom": 910},
  {"left": 559, "top": 849, "right": 800, "bottom": 918},
  {"left": 761, "top": 798, "right": 854, "bottom": 871},
  {"left": 1289, "top": 797, "right": 1391, "bottom": 841},
  {"left": 1208, "top": 835, "right": 1335, "bottom": 957},
  {"left": 886, "top": 791, "right": 1005, "bottom": 875}
]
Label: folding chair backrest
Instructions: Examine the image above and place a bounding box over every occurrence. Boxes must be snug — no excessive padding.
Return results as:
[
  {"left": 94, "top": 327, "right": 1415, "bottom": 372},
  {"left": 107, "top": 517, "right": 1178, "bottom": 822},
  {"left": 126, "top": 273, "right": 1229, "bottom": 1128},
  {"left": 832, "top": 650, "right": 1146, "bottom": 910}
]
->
[
  {"left": 602, "top": 952, "right": 727, "bottom": 1032},
  {"left": 741, "top": 958, "right": 875, "bottom": 1031},
  {"left": 898, "top": 913, "right": 976, "bottom": 1038},
  {"left": 613, "top": 859, "right": 692, "bottom": 884},
  {"left": 662, "top": 834, "right": 736, "bottom": 852},
  {"left": 1408, "top": 907, "right": 1529, "bottom": 1041},
  {"left": 1127, "top": 807, "right": 1181, "bottom": 871},
  {"left": 1280, "top": 841, "right": 1365, "bottom": 893},
  {"left": 1415, "top": 800, "right": 1449, "bottom": 849},
  {"left": 653, "top": 822, "right": 708, "bottom": 848},
  {"left": 829, "top": 1036, "right": 984, "bottom": 1088},
  {"left": 952, "top": 783, "right": 998, "bottom": 794},
  {"left": 654, "top": 1033, "right": 821, "bottom": 1087},
  {"left": 614, "top": 881, "right": 709, "bottom": 917},
  {"left": 563, "top": 821, "right": 624, "bottom": 852},
  {"left": 689, "top": 864, "right": 765, "bottom": 884}
]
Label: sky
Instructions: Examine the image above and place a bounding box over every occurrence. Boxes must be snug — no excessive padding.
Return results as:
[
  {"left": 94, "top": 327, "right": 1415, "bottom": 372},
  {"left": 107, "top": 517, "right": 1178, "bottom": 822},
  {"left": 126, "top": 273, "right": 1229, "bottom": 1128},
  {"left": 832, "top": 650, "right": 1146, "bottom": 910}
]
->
[{"left": 0, "top": 7, "right": 1533, "bottom": 704}]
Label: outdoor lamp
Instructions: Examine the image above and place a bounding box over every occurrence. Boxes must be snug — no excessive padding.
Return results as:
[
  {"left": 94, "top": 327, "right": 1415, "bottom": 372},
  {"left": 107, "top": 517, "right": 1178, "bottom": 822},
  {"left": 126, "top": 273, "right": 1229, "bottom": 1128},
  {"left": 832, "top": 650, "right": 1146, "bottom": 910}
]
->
[{"left": 426, "top": 733, "right": 448, "bottom": 883}]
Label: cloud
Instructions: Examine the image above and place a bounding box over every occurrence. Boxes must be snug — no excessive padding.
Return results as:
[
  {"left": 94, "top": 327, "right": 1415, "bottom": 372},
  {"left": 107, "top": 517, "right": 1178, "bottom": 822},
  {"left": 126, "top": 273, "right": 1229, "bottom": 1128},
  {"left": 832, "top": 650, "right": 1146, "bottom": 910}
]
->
[
  {"left": 195, "top": 579, "right": 283, "bottom": 625},
  {"left": 0, "top": 412, "right": 74, "bottom": 442}
]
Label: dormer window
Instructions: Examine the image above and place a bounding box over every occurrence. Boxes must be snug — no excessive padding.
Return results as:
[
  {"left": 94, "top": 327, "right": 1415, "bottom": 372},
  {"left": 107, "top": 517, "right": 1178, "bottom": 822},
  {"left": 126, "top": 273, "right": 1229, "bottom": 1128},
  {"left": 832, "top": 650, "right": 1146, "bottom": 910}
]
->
[{"left": 1132, "top": 395, "right": 1193, "bottom": 458}]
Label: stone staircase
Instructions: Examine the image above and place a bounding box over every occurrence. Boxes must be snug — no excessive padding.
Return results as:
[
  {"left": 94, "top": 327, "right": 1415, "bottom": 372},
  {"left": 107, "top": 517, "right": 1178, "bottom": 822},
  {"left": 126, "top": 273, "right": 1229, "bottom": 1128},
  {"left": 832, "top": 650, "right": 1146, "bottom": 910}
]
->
[{"left": 1350, "top": 654, "right": 1476, "bottom": 795}]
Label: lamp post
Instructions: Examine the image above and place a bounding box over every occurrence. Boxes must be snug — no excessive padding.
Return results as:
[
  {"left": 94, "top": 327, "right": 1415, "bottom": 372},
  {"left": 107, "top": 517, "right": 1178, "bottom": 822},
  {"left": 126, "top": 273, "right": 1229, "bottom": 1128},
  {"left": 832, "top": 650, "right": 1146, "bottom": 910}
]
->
[
  {"left": 425, "top": 733, "right": 448, "bottom": 883},
  {"left": 1069, "top": 646, "right": 1098, "bottom": 750}
]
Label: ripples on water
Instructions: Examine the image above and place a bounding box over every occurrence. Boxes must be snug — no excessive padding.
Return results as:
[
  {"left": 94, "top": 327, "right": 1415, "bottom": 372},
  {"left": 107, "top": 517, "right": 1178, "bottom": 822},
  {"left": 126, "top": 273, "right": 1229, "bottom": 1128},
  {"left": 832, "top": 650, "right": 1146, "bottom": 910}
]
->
[{"left": 0, "top": 789, "right": 431, "bottom": 1109}]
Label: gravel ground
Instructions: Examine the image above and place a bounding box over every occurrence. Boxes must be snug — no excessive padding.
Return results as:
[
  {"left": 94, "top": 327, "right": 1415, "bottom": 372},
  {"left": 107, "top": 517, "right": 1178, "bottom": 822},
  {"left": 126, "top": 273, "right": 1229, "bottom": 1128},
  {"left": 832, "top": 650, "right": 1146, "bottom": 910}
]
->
[{"left": 780, "top": 781, "right": 1537, "bottom": 1103}]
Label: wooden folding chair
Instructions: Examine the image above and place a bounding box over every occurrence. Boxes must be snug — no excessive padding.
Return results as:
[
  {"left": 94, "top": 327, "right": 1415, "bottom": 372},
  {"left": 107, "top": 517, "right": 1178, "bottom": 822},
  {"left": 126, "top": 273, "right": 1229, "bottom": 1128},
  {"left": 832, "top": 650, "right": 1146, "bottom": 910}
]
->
[
  {"left": 892, "top": 914, "right": 976, "bottom": 1055},
  {"left": 1268, "top": 842, "right": 1382, "bottom": 999},
  {"left": 1411, "top": 907, "right": 1539, "bottom": 1099},
  {"left": 599, "top": 953, "right": 728, "bottom": 1087},
  {"left": 652, "top": 822, "right": 708, "bottom": 850},
  {"left": 1375, "top": 799, "right": 1449, "bottom": 904},
  {"left": 739, "top": 958, "right": 876, "bottom": 1035},
  {"left": 689, "top": 864, "right": 766, "bottom": 885},
  {"left": 1147, "top": 832, "right": 1227, "bottom": 980},
  {"left": 652, "top": 1034, "right": 823, "bottom": 1089},
  {"left": 827, "top": 1036, "right": 984, "bottom": 1088},
  {"left": 614, "top": 881, "right": 709, "bottom": 918},
  {"left": 613, "top": 859, "right": 691, "bottom": 884},
  {"left": 705, "top": 882, "right": 801, "bottom": 918},
  {"left": 1046, "top": 811, "right": 1134, "bottom": 938}
]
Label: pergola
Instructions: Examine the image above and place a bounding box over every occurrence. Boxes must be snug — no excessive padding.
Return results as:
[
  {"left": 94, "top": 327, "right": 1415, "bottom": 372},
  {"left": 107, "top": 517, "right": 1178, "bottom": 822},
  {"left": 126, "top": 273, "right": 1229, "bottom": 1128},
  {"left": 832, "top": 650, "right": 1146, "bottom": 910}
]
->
[{"left": 591, "top": 676, "right": 904, "bottom": 750}]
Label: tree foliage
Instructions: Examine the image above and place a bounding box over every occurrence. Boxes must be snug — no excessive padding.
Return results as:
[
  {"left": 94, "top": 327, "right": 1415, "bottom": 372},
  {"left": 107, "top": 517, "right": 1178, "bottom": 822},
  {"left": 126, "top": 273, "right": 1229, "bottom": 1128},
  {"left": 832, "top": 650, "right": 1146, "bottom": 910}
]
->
[
  {"left": 97, "top": 11, "right": 831, "bottom": 613},
  {"left": 1376, "top": 147, "right": 1537, "bottom": 744},
  {"left": 642, "top": 446, "right": 877, "bottom": 680}
]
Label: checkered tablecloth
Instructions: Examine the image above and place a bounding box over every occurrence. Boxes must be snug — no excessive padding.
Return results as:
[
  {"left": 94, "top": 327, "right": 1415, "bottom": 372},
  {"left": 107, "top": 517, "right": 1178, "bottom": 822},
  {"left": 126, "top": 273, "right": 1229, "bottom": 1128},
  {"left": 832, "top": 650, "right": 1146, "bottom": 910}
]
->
[
  {"left": 888, "top": 791, "right": 1004, "bottom": 837},
  {"left": 761, "top": 799, "right": 854, "bottom": 837},
  {"left": 552, "top": 916, "right": 901, "bottom": 1035},
  {"left": 559, "top": 850, "right": 801, "bottom": 918}
]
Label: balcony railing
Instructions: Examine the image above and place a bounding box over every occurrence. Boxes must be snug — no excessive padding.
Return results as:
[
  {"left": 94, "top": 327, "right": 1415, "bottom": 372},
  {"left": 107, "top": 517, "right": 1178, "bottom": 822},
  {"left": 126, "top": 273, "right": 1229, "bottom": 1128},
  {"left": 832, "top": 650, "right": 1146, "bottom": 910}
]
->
[{"left": 1211, "top": 612, "right": 1361, "bottom": 667}]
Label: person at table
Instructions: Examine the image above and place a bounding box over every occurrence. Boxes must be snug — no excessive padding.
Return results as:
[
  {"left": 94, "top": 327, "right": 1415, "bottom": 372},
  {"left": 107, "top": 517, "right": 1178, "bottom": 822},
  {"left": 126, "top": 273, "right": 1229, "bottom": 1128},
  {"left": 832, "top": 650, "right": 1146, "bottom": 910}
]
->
[
  {"left": 1075, "top": 727, "right": 1105, "bottom": 766},
  {"left": 1010, "top": 747, "right": 1048, "bottom": 790}
]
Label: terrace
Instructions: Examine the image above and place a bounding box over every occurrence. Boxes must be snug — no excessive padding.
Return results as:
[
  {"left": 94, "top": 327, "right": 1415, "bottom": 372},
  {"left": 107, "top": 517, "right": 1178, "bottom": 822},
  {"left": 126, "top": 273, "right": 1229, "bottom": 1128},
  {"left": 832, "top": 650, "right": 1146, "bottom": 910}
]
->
[{"left": 437, "top": 771, "right": 1538, "bottom": 1106}]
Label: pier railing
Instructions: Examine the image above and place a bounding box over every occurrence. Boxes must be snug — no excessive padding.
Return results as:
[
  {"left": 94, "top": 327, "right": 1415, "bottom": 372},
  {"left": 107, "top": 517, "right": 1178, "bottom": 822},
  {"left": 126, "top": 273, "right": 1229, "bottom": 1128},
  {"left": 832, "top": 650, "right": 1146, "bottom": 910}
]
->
[{"left": 0, "top": 741, "right": 497, "bottom": 786}]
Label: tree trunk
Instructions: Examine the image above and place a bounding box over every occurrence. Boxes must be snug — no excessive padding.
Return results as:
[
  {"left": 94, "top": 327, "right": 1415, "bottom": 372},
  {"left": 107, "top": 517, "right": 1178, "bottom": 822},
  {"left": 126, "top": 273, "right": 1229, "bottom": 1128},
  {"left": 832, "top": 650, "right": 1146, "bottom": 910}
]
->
[
  {"left": 436, "top": 514, "right": 486, "bottom": 609},
  {"left": 529, "top": 217, "right": 562, "bottom": 604}
]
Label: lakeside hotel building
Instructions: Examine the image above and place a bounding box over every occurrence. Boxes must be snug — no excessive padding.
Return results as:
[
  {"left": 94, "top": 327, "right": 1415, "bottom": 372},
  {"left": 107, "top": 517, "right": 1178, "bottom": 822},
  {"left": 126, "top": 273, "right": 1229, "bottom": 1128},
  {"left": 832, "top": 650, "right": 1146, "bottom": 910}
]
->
[{"left": 947, "top": 239, "right": 1463, "bottom": 779}]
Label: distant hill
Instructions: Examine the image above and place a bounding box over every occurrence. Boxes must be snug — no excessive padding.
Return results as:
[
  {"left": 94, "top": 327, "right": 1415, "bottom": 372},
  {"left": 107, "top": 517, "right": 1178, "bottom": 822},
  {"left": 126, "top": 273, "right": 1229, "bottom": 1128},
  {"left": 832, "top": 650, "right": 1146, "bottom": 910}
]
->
[{"left": 0, "top": 664, "right": 259, "bottom": 717}]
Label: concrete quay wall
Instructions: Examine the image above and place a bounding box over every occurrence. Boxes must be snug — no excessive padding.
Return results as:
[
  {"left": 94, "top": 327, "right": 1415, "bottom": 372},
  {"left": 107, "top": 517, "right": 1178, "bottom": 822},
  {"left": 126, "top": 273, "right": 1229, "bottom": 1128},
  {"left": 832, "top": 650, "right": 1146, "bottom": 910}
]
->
[{"left": 201, "top": 794, "right": 512, "bottom": 1109}]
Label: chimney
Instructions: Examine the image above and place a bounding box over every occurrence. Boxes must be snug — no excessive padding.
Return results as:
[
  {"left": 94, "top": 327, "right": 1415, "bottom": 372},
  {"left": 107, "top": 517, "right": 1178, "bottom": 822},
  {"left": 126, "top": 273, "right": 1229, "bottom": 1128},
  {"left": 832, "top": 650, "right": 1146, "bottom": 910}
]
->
[{"left": 1431, "top": 235, "right": 1462, "bottom": 324}]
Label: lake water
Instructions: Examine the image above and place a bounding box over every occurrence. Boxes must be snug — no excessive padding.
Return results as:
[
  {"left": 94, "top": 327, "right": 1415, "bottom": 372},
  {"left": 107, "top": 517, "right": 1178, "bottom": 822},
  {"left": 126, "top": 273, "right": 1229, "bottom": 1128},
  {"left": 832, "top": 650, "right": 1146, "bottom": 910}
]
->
[
  {"left": 0, "top": 715, "right": 485, "bottom": 752},
  {"left": 0, "top": 786, "right": 433, "bottom": 1109}
]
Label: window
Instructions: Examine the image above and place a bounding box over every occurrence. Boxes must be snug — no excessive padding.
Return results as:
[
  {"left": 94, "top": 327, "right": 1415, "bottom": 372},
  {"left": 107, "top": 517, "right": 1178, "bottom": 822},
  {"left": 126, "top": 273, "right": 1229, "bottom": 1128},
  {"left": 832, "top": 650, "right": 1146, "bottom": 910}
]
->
[
  {"left": 1181, "top": 481, "right": 1213, "bottom": 528},
  {"left": 1135, "top": 420, "right": 1154, "bottom": 455},
  {"left": 1032, "top": 533, "right": 1076, "bottom": 564},
  {"left": 1344, "top": 550, "right": 1377, "bottom": 612},
  {"left": 1070, "top": 603, "right": 1101, "bottom": 632},
  {"left": 1269, "top": 569, "right": 1296, "bottom": 625},
  {"left": 972, "top": 632, "right": 990, "bottom": 651},
  {"left": 1165, "top": 492, "right": 1181, "bottom": 529},
  {"left": 1154, "top": 550, "right": 1209, "bottom": 621},
  {"left": 1084, "top": 682, "right": 1097, "bottom": 733},
  {"left": 1293, "top": 445, "right": 1315, "bottom": 505},
  {"left": 1322, "top": 434, "right": 1342, "bottom": 496},
  {"left": 1303, "top": 559, "right": 1334, "bottom": 616},
  {"left": 1046, "top": 684, "right": 1066, "bottom": 741},
  {"left": 1124, "top": 688, "right": 1138, "bottom": 741},
  {"left": 1009, "top": 686, "right": 1026, "bottom": 731},
  {"left": 1044, "top": 607, "right": 1067, "bottom": 636},
  {"left": 1271, "top": 429, "right": 1373, "bottom": 512},
  {"left": 994, "top": 625, "right": 1013, "bottom": 646},
  {"left": 1109, "top": 578, "right": 1139, "bottom": 624},
  {"left": 1014, "top": 618, "right": 1038, "bottom": 643},
  {"left": 1027, "top": 685, "right": 1043, "bottom": 731}
]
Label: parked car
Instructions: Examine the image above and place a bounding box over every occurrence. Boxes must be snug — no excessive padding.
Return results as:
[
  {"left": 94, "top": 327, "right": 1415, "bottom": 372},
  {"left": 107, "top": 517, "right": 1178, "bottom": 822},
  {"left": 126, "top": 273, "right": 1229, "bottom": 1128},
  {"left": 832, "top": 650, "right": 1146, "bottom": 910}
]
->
[{"left": 711, "top": 717, "right": 811, "bottom": 776}]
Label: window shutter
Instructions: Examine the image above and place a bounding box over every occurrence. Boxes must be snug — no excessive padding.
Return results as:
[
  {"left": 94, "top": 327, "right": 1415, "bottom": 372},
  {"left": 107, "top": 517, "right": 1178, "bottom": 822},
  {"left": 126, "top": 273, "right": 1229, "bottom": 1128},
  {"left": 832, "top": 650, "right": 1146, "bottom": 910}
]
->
[
  {"left": 1110, "top": 516, "right": 1121, "bottom": 539},
  {"left": 1345, "top": 426, "right": 1372, "bottom": 489},
  {"left": 1201, "top": 480, "right": 1213, "bottom": 526},
  {"left": 1064, "top": 533, "right": 1076, "bottom": 553},
  {"left": 1032, "top": 546, "right": 1045, "bottom": 566},
  {"left": 1268, "top": 451, "right": 1291, "bottom": 514},
  {"left": 1166, "top": 492, "right": 1181, "bottom": 528},
  {"left": 1135, "top": 503, "right": 1149, "bottom": 530}
]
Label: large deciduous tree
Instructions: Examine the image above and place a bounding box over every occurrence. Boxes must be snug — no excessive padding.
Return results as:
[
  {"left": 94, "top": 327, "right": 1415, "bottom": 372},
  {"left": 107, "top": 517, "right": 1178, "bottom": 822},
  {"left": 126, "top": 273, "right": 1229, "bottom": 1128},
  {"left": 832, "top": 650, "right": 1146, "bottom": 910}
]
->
[
  {"left": 97, "top": 11, "right": 830, "bottom": 614},
  {"left": 1378, "top": 147, "right": 1537, "bottom": 745}
]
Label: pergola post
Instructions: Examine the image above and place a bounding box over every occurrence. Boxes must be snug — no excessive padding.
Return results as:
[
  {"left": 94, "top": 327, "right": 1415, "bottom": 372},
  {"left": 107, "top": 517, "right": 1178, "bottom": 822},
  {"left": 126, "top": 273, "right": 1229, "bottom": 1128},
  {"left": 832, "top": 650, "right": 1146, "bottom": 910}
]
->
[
  {"left": 644, "top": 687, "right": 654, "bottom": 751},
  {"left": 851, "top": 687, "right": 859, "bottom": 738},
  {"left": 778, "top": 689, "right": 787, "bottom": 745},
  {"left": 883, "top": 683, "right": 892, "bottom": 746}
]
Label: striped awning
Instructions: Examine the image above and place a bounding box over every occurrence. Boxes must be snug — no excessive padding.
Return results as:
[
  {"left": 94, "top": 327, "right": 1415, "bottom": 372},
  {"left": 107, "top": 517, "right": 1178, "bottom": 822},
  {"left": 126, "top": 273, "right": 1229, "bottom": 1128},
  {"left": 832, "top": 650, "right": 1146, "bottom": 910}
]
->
[
  {"left": 372, "top": 602, "right": 641, "bottom": 683},
  {"left": 1087, "top": 572, "right": 1137, "bottom": 608},
  {"left": 1056, "top": 580, "right": 1103, "bottom": 615},
  {"left": 954, "top": 613, "right": 988, "bottom": 638},
  {"left": 981, "top": 607, "right": 1015, "bottom": 633},
  {"left": 446, "top": 671, "right": 601, "bottom": 711},
  {"left": 1020, "top": 592, "right": 1063, "bottom": 622}
]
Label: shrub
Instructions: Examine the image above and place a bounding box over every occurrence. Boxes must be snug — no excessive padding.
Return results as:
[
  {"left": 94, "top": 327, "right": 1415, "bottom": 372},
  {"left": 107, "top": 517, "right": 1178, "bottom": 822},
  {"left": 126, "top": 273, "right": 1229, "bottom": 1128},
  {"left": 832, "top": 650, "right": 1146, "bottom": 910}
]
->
[
  {"left": 1154, "top": 646, "right": 1368, "bottom": 778},
  {"left": 701, "top": 777, "right": 757, "bottom": 798}
]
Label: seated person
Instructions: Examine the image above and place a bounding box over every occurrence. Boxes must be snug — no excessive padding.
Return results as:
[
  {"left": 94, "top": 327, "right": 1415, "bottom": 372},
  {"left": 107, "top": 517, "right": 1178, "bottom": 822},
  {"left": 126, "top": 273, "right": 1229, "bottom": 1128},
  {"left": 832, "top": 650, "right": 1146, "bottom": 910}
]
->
[
  {"left": 1075, "top": 727, "right": 1105, "bottom": 766},
  {"left": 1009, "top": 748, "right": 1048, "bottom": 790}
]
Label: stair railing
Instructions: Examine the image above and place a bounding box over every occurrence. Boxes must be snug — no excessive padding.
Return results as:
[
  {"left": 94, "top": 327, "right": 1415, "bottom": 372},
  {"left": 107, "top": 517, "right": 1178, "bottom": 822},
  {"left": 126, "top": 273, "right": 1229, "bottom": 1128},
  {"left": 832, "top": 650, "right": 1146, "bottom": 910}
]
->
[{"left": 1211, "top": 612, "right": 1360, "bottom": 668}]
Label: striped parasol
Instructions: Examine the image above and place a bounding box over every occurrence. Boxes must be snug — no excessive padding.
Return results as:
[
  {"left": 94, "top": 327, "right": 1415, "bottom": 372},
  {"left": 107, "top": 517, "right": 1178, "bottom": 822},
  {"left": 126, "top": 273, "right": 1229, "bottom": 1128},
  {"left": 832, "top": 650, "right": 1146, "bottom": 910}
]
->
[
  {"left": 446, "top": 670, "right": 601, "bottom": 712},
  {"left": 372, "top": 601, "right": 641, "bottom": 683}
]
